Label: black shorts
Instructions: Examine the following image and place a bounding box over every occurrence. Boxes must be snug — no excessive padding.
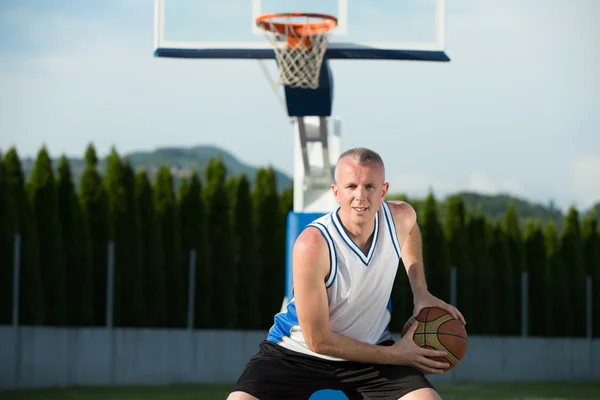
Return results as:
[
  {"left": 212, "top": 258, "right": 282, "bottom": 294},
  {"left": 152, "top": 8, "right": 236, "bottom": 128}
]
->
[{"left": 230, "top": 340, "right": 434, "bottom": 400}]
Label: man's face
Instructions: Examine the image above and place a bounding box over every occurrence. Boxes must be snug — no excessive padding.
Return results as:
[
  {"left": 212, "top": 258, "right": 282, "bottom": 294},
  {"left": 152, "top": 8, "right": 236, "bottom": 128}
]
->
[{"left": 332, "top": 159, "right": 389, "bottom": 225}]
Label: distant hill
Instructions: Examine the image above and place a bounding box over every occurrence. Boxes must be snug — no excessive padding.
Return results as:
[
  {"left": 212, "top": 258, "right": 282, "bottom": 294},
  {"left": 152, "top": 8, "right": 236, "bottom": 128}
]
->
[
  {"left": 20, "top": 145, "right": 293, "bottom": 192},
  {"left": 16, "top": 144, "right": 598, "bottom": 227},
  {"left": 389, "top": 191, "right": 599, "bottom": 230}
]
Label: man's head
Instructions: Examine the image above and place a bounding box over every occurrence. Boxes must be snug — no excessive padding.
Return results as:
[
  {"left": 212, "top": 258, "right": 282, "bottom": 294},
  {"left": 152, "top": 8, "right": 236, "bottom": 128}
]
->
[{"left": 332, "top": 148, "right": 389, "bottom": 226}]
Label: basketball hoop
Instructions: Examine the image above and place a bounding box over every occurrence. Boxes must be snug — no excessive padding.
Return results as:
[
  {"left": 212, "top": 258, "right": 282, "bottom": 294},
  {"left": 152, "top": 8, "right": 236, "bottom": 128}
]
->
[{"left": 256, "top": 13, "right": 338, "bottom": 90}]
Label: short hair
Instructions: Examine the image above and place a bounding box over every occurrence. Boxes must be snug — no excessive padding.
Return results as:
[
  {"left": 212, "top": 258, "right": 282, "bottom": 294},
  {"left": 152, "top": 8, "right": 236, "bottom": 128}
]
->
[{"left": 334, "top": 147, "right": 385, "bottom": 183}]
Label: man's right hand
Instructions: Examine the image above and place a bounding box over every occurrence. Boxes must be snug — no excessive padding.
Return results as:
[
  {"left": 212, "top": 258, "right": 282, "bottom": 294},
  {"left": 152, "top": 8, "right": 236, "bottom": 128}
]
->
[{"left": 390, "top": 322, "right": 450, "bottom": 375}]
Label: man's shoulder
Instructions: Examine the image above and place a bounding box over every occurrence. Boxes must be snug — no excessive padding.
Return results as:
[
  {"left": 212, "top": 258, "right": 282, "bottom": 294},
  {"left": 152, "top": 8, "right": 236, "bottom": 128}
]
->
[
  {"left": 384, "top": 200, "right": 417, "bottom": 220},
  {"left": 294, "top": 224, "right": 330, "bottom": 256},
  {"left": 383, "top": 200, "right": 417, "bottom": 233}
]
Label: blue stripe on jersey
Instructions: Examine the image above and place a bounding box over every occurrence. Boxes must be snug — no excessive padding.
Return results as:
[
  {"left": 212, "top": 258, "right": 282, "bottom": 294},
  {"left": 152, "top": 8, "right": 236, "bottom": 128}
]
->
[
  {"left": 309, "top": 222, "right": 338, "bottom": 288},
  {"left": 267, "top": 300, "right": 299, "bottom": 344},
  {"left": 382, "top": 202, "right": 401, "bottom": 260}
]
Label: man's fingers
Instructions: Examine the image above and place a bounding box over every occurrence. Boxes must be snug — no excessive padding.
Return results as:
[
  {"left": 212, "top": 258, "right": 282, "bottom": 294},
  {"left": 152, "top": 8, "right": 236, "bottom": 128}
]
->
[
  {"left": 419, "top": 356, "right": 450, "bottom": 371},
  {"left": 415, "top": 362, "right": 444, "bottom": 375},
  {"left": 405, "top": 321, "right": 418, "bottom": 337},
  {"left": 421, "top": 348, "right": 447, "bottom": 359}
]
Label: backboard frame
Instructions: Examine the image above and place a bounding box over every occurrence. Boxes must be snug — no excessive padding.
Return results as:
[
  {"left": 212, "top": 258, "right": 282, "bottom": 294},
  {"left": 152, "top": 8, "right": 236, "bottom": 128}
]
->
[{"left": 153, "top": 0, "right": 450, "bottom": 62}]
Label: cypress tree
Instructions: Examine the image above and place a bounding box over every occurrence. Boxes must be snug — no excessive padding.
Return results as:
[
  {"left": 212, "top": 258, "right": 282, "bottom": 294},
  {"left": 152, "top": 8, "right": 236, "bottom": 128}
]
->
[
  {"left": 228, "top": 174, "right": 260, "bottom": 329},
  {"left": 253, "top": 166, "right": 284, "bottom": 328},
  {"left": 502, "top": 203, "right": 524, "bottom": 335},
  {"left": 544, "top": 221, "right": 561, "bottom": 336},
  {"left": 444, "top": 195, "right": 474, "bottom": 328},
  {"left": 136, "top": 169, "right": 166, "bottom": 327},
  {"left": 122, "top": 159, "right": 144, "bottom": 326},
  {"left": 479, "top": 219, "right": 498, "bottom": 335},
  {"left": 581, "top": 211, "right": 599, "bottom": 337},
  {"left": 523, "top": 220, "right": 551, "bottom": 336},
  {"left": 178, "top": 171, "right": 210, "bottom": 328},
  {"left": 489, "top": 220, "right": 513, "bottom": 335},
  {"left": 79, "top": 144, "right": 110, "bottom": 326},
  {"left": 203, "top": 158, "right": 236, "bottom": 328},
  {"left": 28, "top": 146, "right": 66, "bottom": 326},
  {"left": 560, "top": 207, "right": 586, "bottom": 336},
  {"left": 467, "top": 208, "right": 493, "bottom": 334},
  {"left": 56, "top": 155, "right": 94, "bottom": 326},
  {"left": 3, "top": 149, "right": 44, "bottom": 325},
  {"left": 105, "top": 150, "right": 144, "bottom": 327},
  {"left": 420, "top": 191, "right": 449, "bottom": 305},
  {"left": 0, "top": 152, "right": 17, "bottom": 324},
  {"left": 154, "top": 165, "right": 184, "bottom": 328}
]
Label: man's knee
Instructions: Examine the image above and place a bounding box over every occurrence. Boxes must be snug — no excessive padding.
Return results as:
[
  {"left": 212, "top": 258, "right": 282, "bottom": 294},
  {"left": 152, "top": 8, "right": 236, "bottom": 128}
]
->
[
  {"left": 398, "top": 387, "right": 441, "bottom": 400},
  {"left": 227, "top": 391, "right": 259, "bottom": 400}
]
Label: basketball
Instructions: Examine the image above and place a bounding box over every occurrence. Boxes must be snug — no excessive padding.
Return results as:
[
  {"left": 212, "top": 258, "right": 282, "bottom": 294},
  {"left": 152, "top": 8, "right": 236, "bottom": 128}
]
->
[{"left": 401, "top": 307, "right": 468, "bottom": 372}]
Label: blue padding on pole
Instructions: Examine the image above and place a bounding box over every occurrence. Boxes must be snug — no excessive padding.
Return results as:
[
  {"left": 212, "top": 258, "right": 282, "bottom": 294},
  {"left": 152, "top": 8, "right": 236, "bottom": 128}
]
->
[
  {"left": 284, "top": 211, "right": 324, "bottom": 302},
  {"left": 285, "top": 211, "right": 348, "bottom": 400},
  {"left": 284, "top": 60, "right": 334, "bottom": 117}
]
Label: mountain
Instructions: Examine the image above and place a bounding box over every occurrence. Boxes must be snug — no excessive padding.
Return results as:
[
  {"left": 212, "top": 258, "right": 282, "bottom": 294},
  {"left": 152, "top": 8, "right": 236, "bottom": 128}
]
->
[
  {"left": 389, "top": 191, "right": 599, "bottom": 230},
  {"left": 15, "top": 144, "right": 598, "bottom": 226},
  {"left": 19, "top": 145, "right": 293, "bottom": 191}
]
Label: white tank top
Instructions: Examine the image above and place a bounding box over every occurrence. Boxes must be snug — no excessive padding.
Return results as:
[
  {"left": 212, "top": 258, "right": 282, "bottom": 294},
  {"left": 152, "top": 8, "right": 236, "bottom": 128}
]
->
[{"left": 267, "top": 202, "right": 402, "bottom": 361}]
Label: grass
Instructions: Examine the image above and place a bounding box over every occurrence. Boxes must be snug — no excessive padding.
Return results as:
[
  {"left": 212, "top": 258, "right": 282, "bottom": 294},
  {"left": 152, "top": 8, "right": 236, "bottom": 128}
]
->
[{"left": 2, "top": 382, "right": 600, "bottom": 400}]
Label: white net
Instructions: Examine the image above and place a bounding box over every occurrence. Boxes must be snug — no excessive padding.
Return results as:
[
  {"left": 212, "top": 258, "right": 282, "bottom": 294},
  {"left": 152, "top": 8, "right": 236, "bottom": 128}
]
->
[{"left": 258, "top": 16, "right": 336, "bottom": 90}]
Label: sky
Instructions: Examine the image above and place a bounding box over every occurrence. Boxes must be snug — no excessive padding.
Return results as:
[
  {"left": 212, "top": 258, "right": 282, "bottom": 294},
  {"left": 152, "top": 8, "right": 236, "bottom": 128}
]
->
[{"left": 1, "top": 0, "right": 599, "bottom": 213}]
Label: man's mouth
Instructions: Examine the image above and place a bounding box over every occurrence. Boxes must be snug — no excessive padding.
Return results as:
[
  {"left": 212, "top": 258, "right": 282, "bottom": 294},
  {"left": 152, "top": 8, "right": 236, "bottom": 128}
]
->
[{"left": 353, "top": 207, "right": 368, "bottom": 212}]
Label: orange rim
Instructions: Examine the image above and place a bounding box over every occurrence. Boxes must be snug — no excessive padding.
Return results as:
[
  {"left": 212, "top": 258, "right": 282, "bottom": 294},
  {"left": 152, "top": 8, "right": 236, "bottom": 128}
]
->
[{"left": 256, "top": 13, "right": 338, "bottom": 37}]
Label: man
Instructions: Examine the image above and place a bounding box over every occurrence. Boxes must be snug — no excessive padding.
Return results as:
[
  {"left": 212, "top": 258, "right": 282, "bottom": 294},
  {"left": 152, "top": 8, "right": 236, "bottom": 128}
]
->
[{"left": 228, "top": 147, "right": 466, "bottom": 400}]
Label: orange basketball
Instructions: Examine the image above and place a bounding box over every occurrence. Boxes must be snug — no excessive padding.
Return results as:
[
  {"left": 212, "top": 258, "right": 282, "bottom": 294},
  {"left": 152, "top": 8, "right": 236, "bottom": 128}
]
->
[{"left": 401, "top": 307, "right": 468, "bottom": 372}]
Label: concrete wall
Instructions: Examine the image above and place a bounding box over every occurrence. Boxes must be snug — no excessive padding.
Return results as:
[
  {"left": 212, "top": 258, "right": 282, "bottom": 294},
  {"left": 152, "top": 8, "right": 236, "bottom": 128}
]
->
[{"left": 1, "top": 325, "right": 598, "bottom": 390}]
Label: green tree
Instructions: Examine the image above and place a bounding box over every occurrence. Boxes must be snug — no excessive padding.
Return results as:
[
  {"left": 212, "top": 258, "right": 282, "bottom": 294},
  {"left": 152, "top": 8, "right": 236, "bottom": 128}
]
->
[
  {"left": 444, "top": 195, "right": 474, "bottom": 327},
  {"left": 560, "top": 207, "right": 586, "bottom": 336},
  {"left": 253, "top": 166, "right": 285, "bottom": 328},
  {"left": 488, "top": 220, "right": 513, "bottom": 335},
  {"left": 105, "top": 150, "right": 144, "bottom": 327},
  {"left": 3, "top": 149, "right": 44, "bottom": 324},
  {"left": 523, "top": 220, "right": 551, "bottom": 336},
  {"left": 178, "top": 171, "right": 210, "bottom": 328},
  {"left": 581, "top": 211, "right": 599, "bottom": 337},
  {"left": 135, "top": 170, "right": 166, "bottom": 327},
  {"left": 154, "top": 165, "right": 184, "bottom": 328},
  {"left": 467, "top": 208, "right": 494, "bottom": 334},
  {"left": 56, "top": 155, "right": 94, "bottom": 326},
  {"left": 29, "top": 146, "right": 66, "bottom": 326},
  {"left": 420, "top": 191, "right": 449, "bottom": 305},
  {"left": 502, "top": 203, "right": 524, "bottom": 335},
  {"left": 203, "top": 158, "right": 237, "bottom": 328},
  {"left": 228, "top": 174, "right": 260, "bottom": 329},
  {"left": 79, "top": 144, "right": 110, "bottom": 326},
  {"left": 544, "top": 221, "right": 561, "bottom": 336},
  {"left": 0, "top": 152, "right": 17, "bottom": 324}
]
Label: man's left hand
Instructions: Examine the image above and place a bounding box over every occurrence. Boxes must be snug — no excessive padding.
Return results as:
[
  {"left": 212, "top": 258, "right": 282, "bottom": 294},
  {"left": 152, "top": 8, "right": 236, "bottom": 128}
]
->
[{"left": 413, "top": 290, "right": 466, "bottom": 325}]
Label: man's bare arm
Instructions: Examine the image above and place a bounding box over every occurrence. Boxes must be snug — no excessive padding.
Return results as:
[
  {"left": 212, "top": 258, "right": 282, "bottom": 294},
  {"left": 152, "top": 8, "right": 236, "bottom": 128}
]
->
[
  {"left": 292, "top": 227, "right": 448, "bottom": 371},
  {"left": 292, "top": 228, "right": 395, "bottom": 364},
  {"left": 387, "top": 201, "right": 428, "bottom": 296}
]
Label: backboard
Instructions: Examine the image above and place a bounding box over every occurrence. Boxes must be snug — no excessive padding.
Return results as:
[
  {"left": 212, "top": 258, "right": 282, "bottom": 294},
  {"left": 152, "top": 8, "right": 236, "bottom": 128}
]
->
[{"left": 154, "top": 0, "right": 449, "bottom": 62}]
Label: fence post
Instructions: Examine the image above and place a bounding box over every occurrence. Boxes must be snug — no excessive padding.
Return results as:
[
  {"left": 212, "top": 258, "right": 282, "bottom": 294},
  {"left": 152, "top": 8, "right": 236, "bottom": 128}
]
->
[
  {"left": 450, "top": 267, "right": 457, "bottom": 307},
  {"left": 106, "top": 241, "right": 115, "bottom": 328},
  {"left": 587, "top": 275, "right": 592, "bottom": 339},
  {"left": 521, "top": 271, "right": 528, "bottom": 337},
  {"left": 187, "top": 249, "right": 197, "bottom": 331},
  {"left": 12, "top": 233, "right": 21, "bottom": 390},
  {"left": 12, "top": 234, "right": 21, "bottom": 327}
]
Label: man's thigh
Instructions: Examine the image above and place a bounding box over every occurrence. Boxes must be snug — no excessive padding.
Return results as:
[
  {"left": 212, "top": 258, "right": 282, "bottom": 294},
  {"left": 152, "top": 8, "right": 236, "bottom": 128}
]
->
[
  {"left": 230, "top": 340, "right": 338, "bottom": 400},
  {"left": 335, "top": 362, "right": 435, "bottom": 400}
]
